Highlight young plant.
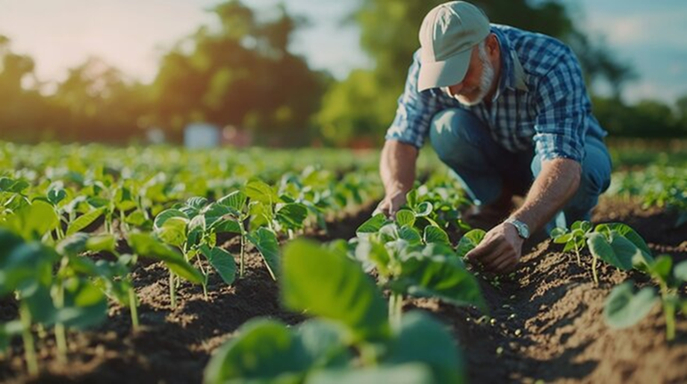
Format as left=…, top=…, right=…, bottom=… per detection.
left=605, top=256, right=687, bottom=341
left=355, top=214, right=485, bottom=326
left=550, top=220, right=592, bottom=264
left=204, top=240, right=466, bottom=384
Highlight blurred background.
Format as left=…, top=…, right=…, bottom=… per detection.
left=0, top=0, right=686, bottom=147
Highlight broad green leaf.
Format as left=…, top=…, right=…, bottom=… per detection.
left=124, top=211, right=149, bottom=227
left=0, top=177, right=29, bottom=193
left=276, top=203, right=309, bottom=230
left=186, top=196, right=208, bottom=210
left=213, top=219, right=242, bottom=234
left=357, top=214, right=389, bottom=235
left=307, top=364, right=436, bottom=384
left=204, top=247, right=236, bottom=285
left=550, top=227, right=568, bottom=240
left=24, top=284, right=57, bottom=324
left=128, top=233, right=203, bottom=284
left=202, top=203, right=232, bottom=228
left=57, top=232, right=89, bottom=256
left=586, top=232, right=637, bottom=271
left=56, top=278, right=108, bottom=329
left=0, top=242, right=58, bottom=297
left=674, top=260, right=687, bottom=282
left=86, top=234, right=116, bottom=253
left=649, top=255, right=673, bottom=282
left=414, top=202, right=433, bottom=217
left=154, top=209, right=188, bottom=229
left=247, top=227, right=280, bottom=280
left=398, top=225, right=422, bottom=246
left=7, top=200, right=59, bottom=240
left=455, top=229, right=485, bottom=258
left=244, top=180, right=279, bottom=204
left=604, top=282, right=658, bottom=329
left=355, top=238, right=392, bottom=276
left=386, top=311, right=464, bottom=384
left=217, top=190, right=247, bottom=213
left=603, top=223, right=652, bottom=256
left=281, top=240, right=391, bottom=343
left=203, top=319, right=310, bottom=384
left=296, top=320, right=351, bottom=370
left=395, top=210, right=415, bottom=227
left=67, top=207, right=106, bottom=235
left=394, top=256, right=485, bottom=310
left=423, top=226, right=449, bottom=245
left=156, top=216, right=188, bottom=248
left=47, top=184, right=67, bottom=206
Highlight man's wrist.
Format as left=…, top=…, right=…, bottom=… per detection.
left=505, top=217, right=530, bottom=239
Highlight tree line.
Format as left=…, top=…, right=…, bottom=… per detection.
left=0, top=0, right=685, bottom=146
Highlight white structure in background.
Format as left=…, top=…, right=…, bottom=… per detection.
left=184, top=123, right=220, bottom=149
left=146, top=127, right=166, bottom=144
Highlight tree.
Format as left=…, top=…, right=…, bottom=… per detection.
left=151, top=0, right=329, bottom=145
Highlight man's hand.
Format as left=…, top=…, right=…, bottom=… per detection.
left=374, top=189, right=407, bottom=218
left=466, top=222, right=524, bottom=274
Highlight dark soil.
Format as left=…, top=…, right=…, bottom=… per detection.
left=1, top=197, right=686, bottom=383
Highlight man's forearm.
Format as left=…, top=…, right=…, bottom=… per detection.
left=380, top=140, right=419, bottom=195
left=510, top=158, right=581, bottom=232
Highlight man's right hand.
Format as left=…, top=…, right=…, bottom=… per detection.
left=374, top=189, right=408, bottom=219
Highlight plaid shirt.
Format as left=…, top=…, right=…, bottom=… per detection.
left=386, top=24, right=606, bottom=162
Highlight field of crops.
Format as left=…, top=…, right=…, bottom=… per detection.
left=1, top=140, right=686, bottom=383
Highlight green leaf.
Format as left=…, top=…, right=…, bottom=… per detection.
left=414, top=202, right=433, bottom=217
left=355, top=238, right=392, bottom=276
left=67, top=207, right=106, bottom=235
left=604, top=282, right=658, bottom=329
left=295, top=320, right=351, bottom=370
left=57, top=233, right=89, bottom=256
left=154, top=209, right=188, bottom=229
left=649, top=255, right=673, bottom=283
left=155, top=216, right=188, bottom=248
left=357, top=214, right=390, bottom=235
left=128, top=233, right=203, bottom=284
left=550, top=227, right=568, bottom=240
left=398, top=225, right=422, bottom=246
left=281, top=240, right=391, bottom=343
left=213, top=219, right=242, bottom=234
left=7, top=200, right=59, bottom=240
left=306, top=364, right=436, bottom=384
left=423, top=226, right=450, bottom=245
left=0, top=321, right=22, bottom=351
left=217, top=190, right=247, bottom=213
left=394, top=256, right=485, bottom=310
left=553, top=233, right=572, bottom=244
left=247, top=227, right=280, bottom=280
left=203, top=247, right=236, bottom=285
left=455, top=229, right=485, bottom=258
left=244, top=180, right=279, bottom=204
left=47, top=184, right=67, bottom=206
left=276, top=203, right=309, bottom=230
left=395, top=210, right=416, bottom=227
left=86, top=234, right=116, bottom=253
left=203, top=319, right=310, bottom=384
left=56, top=278, right=108, bottom=329
left=604, top=223, right=652, bottom=256
left=586, top=232, right=637, bottom=270
left=674, top=260, right=687, bottom=282
left=386, top=311, right=465, bottom=384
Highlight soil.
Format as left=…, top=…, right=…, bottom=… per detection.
left=1, top=197, right=686, bottom=384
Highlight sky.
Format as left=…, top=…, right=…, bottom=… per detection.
left=0, top=0, right=686, bottom=104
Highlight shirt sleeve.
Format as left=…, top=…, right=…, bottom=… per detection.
left=532, top=52, right=588, bottom=163
left=385, top=50, right=441, bottom=149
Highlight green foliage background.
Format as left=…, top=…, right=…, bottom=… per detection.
left=0, top=0, right=685, bottom=146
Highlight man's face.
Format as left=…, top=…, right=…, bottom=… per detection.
left=442, top=43, right=495, bottom=106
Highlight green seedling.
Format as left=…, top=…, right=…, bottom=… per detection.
left=551, top=220, right=592, bottom=264
left=204, top=240, right=466, bottom=384
left=605, top=255, right=687, bottom=341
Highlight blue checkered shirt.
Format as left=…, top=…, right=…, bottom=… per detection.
left=386, top=24, right=606, bottom=162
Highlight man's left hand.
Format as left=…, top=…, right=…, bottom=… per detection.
left=466, top=222, right=524, bottom=274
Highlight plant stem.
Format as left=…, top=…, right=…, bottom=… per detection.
left=574, top=245, right=581, bottom=265
left=239, top=231, right=246, bottom=278
left=169, top=272, right=177, bottom=310
left=664, top=300, right=676, bottom=341
left=389, top=293, right=403, bottom=329
left=54, top=276, right=67, bottom=364
left=19, top=304, right=38, bottom=377
left=592, top=254, right=599, bottom=285
left=128, top=287, right=140, bottom=332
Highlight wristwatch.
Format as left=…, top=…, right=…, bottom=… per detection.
left=505, top=218, right=530, bottom=239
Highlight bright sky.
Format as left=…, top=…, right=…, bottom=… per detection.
left=0, top=0, right=686, bottom=104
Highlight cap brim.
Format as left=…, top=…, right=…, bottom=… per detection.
left=417, top=48, right=472, bottom=92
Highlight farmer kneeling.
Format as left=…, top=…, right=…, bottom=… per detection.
left=375, top=1, right=612, bottom=274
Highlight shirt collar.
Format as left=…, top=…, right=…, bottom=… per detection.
left=491, top=26, right=528, bottom=101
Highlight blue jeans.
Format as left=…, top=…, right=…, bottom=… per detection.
left=428, top=108, right=612, bottom=232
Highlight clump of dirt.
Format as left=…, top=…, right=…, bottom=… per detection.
left=0, top=198, right=686, bottom=383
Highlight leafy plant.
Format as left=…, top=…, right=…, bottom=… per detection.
left=605, top=255, right=687, bottom=340
left=204, top=240, right=466, bottom=384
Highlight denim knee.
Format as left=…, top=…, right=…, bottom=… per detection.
left=429, top=109, right=488, bottom=171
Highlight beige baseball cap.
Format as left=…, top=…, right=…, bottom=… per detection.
left=417, top=1, right=491, bottom=92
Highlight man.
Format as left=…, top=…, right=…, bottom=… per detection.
left=376, top=1, right=612, bottom=273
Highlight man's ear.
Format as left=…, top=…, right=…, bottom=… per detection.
left=487, top=33, right=499, bottom=55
